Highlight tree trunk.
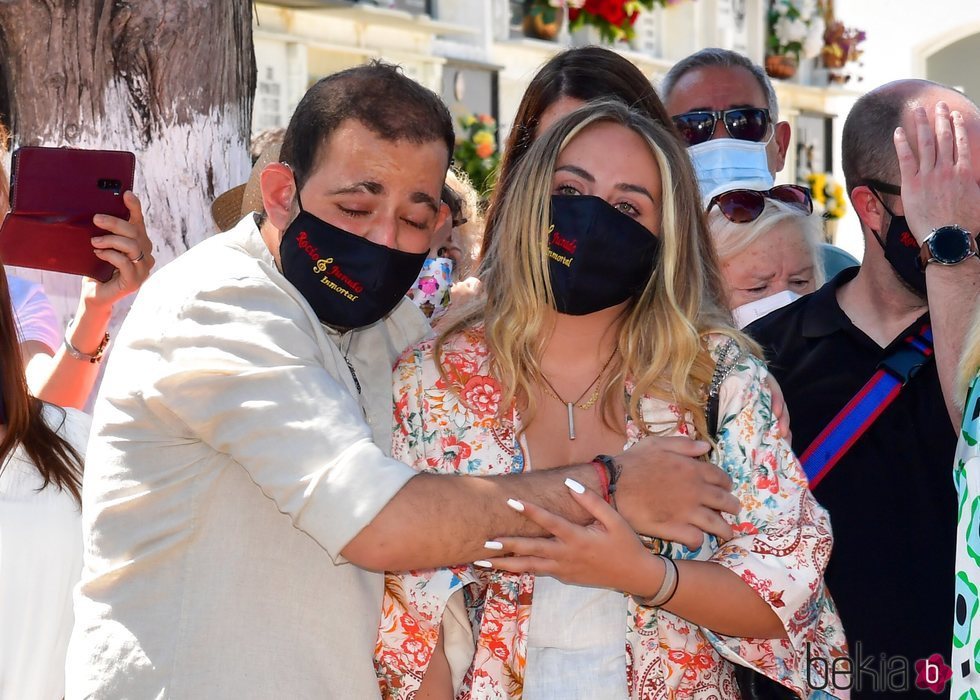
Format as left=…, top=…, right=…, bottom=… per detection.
left=0, top=0, right=256, bottom=328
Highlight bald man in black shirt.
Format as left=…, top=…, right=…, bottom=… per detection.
left=751, top=80, right=980, bottom=698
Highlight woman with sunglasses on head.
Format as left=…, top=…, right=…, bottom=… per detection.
left=375, top=100, right=846, bottom=700
left=706, top=184, right=826, bottom=328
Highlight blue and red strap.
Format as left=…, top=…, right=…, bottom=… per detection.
left=800, top=324, right=934, bottom=488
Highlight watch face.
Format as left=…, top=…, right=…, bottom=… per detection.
left=930, top=226, right=973, bottom=264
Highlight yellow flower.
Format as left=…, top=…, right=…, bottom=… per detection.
left=473, top=130, right=494, bottom=146
left=461, top=114, right=477, bottom=128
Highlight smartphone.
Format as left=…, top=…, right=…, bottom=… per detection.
left=0, top=146, right=136, bottom=282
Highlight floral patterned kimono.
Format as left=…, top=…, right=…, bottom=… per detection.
left=375, top=325, right=848, bottom=699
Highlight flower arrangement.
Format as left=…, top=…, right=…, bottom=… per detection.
left=453, top=113, right=500, bottom=197
left=806, top=172, right=846, bottom=220
left=768, top=0, right=826, bottom=62
left=566, top=0, right=676, bottom=43
left=819, top=0, right=866, bottom=73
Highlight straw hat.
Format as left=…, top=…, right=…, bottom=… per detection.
left=211, top=142, right=282, bottom=232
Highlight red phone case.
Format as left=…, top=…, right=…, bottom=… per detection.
left=0, top=146, right=136, bottom=282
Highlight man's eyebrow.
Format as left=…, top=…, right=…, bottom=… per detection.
left=329, top=181, right=384, bottom=196
left=411, top=191, right=439, bottom=214
left=683, top=103, right=761, bottom=113
left=555, top=164, right=595, bottom=181
left=616, top=183, right=656, bottom=203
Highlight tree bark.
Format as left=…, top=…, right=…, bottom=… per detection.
left=0, top=0, right=256, bottom=327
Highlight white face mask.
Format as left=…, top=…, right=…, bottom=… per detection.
left=689, top=139, right=774, bottom=203
left=731, top=290, right=801, bottom=329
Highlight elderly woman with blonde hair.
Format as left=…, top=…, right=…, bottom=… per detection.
left=375, top=99, right=846, bottom=699
left=706, top=186, right=829, bottom=329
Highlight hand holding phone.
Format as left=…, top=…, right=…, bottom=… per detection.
left=0, top=146, right=137, bottom=282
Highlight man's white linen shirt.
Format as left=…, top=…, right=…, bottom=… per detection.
left=66, top=214, right=426, bottom=699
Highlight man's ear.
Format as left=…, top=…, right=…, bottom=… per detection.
left=260, top=163, right=297, bottom=231
left=436, top=201, right=450, bottom=232
left=772, top=120, right=792, bottom=172
left=850, top=185, right=886, bottom=233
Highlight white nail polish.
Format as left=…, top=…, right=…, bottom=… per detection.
left=565, top=478, right=586, bottom=494
left=474, top=560, right=492, bottom=568
left=484, top=540, right=504, bottom=550
left=506, top=498, right=525, bottom=512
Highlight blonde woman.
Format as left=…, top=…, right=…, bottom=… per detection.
left=375, top=101, right=846, bottom=699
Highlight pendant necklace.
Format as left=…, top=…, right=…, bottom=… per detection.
left=539, top=350, right=617, bottom=440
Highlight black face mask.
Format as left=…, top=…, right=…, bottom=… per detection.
left=547, top=195, right=661, bottom=315
left=278, top=192, right=427, bottom=329
left=870, top=191, right=927, bottom=297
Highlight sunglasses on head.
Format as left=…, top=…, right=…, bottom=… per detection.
left=707, top=184, right=813, bottom=223
left=672, top=108, right=772, bottom=147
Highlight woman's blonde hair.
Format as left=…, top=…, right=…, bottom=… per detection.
left=708, top=199, right=826, bottom=293
left=438, top=99, right=757, bottom=437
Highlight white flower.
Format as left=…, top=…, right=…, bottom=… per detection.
left=776, top=16, right=809, bottom=44
left=799, top=0, right=818, bottom=20
left=803, top=22, right=825, bottom=59
left=775, top=0, right=791, bottom=16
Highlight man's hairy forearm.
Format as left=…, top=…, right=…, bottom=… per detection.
left=342, top=464, right=601, bottom=572
left=928, top=259, right=980, bottom=428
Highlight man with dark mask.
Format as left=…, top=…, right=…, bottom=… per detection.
left=66, top=63, right=741, bottom=698
left=749, top=80, right=980, bottom=698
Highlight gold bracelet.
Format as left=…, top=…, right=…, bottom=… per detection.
left=64, top=331, right=110, bottom=364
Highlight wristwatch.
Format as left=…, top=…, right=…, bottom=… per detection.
left=919, top=225, right=980, bottom=269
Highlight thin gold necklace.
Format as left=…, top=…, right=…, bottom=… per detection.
left=539, top=350, right=617, bottom=440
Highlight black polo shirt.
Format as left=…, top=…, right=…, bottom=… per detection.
left=748, top=267, right=956, bottom=698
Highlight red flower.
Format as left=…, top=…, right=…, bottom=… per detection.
left=399, top=612, right=420, bottom=633
left=441, top=435, right=473, bottom=469
left=488, top=639, right=510, bottom=661
left=462, top=375, right=503, bottom=417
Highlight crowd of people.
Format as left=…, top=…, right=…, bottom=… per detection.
left=1, top=43, right=979, bottom=700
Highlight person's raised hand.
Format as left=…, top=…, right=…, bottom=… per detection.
left=895, top=102, right=980, bottom=244
left=478, top=479, right=662, bottom=597
left=611, top=435, right=740, bottom=548
left=84, top=191, right=155, bottom=308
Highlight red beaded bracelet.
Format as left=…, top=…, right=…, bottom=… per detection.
left=590, top=459, right=611, bottom=503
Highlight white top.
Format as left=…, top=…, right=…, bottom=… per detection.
left=0, top=405, right=91, bottom=700
left=65, top=215, right=427, bottom=699
left=519, top=440, right=629, bottom=700
left=6, top=273, right=61, bottom=352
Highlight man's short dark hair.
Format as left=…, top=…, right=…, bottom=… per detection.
left=840, top=86, right=910, bottom=195
left=660, top=48, right=779, bottom=119
left=280, top=61, right=455, bottom=190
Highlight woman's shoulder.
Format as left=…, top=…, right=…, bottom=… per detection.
left=395, top=323, right=490, bottom=377
left=40, top=404, right=92, bottom=453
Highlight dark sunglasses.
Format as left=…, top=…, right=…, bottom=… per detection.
left=707, top=184, right=813, bottom=223
left=672, top=108, right=772, bottom=147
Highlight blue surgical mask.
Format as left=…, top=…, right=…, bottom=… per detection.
left=689, top=139, right=774, bottom=202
